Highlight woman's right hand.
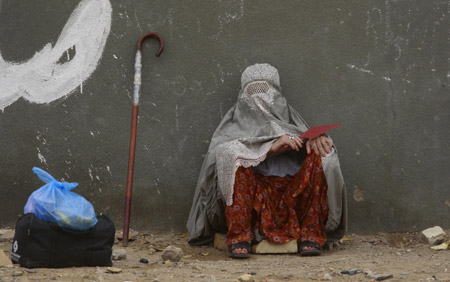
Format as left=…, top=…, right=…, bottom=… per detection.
left=268, top=135, right=303, bottom=155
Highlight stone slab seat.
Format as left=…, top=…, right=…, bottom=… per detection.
left=213, top=233, right=298, bottom=254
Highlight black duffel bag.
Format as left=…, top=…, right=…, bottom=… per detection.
left=11, top=213, right=115, bottom=268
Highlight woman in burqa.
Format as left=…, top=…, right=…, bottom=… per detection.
left=187, top=63, right=347, bottom=258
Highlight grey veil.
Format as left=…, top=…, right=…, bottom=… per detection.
left=187, top=63, right=347, bottom=245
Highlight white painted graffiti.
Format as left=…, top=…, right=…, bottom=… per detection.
left=0, top=0, right=112, bottom=111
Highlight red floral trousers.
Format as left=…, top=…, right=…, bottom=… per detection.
left=225, top=153, right=329, bottom=247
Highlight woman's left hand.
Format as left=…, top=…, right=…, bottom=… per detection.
left=306, top=135, right=333, bottom=157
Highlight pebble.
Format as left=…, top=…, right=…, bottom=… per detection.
left=0, top=250, right=12, bottom=266
left=0, top=229, right=15, bottom=242
left=368, top=274, right=394, bottom=281
left=238, top=274, right=255, bottom=282
left=341, top=269, right=359, bottom=275
left=112, top=249, right=127, bottom=260
left=401, top=272, right=410, bottom=275
left=116, top=229, right=140, bottom=241
left=12, top=271, right=23, bottom=276
left=322, top=273, right=333, bottom=280
left=106, top=267, right=122, bottom=273
left=161, top=245, right=183, bottom=262
left=140, top=258, right=149, bottom=264
left=25, top=269, right=37, bottom=273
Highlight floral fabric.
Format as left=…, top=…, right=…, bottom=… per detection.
left=225, top=152, right=329, bottom=247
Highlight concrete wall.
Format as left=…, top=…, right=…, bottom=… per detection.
left=1, top=0, right=449, bottom=234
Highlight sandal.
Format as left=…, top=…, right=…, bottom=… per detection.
left=228, top=241, right=251, bottom=259
left=298, top=241, right=322, bottom=256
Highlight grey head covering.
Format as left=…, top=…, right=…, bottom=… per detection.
left=241, top=63, right=280, bottom=89
left=186, top=63, right=347, bottom=245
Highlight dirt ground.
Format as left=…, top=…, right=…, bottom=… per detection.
left=1, top=230, right=450, bottom=282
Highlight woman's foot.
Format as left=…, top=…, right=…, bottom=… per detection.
left=298, top=241, right=322, bottom=256
left=228, top=241, right=251, bottom=259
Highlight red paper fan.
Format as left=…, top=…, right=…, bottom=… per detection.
left=299, top=124, right=342, bottom=140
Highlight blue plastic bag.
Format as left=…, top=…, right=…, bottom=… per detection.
left=24, top=167, right=98, bottom=231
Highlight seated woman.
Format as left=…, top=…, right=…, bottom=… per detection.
left=187, top=63, right=347, bottom=258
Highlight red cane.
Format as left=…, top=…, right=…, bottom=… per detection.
left=123, top=33, right=164, bottom=247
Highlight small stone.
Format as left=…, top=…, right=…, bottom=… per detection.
left=322, top=273, right=333, bottom=280
left=341, top=269, right=359, bottom=275
left=238, top=274, right=255, bottom=282
left=400, top=272, right=410, bottom=275
left=112, top=248, right=127, bottom=260
left=0, top=250, right=12, bottom=266
left=422, top=226, right=446, bottom=245
left=153, top=278, right=160, bottom=282
left=161, top=245, right=183, bottom=262
left=139, top=258, right=149, bottom=264
left=368, top=274, right=394, bottom=281
left=0, top=229, right=14, bottom=242
left=25, top=269, right=37, bottom=273
left=106, top=267, right=122, bottom=273
left=148, top=247, right=156, bottom=254
left=213, top=233, right=227, bottom=251
left=364, top=269, right=374, bottom=276
left=134, top=270, right=146, bottom=275
left=116, top=229, right=140, bottom=241
left=12, top=271, right=23, bottom=277
left=81, top=274, right=89, bottom=278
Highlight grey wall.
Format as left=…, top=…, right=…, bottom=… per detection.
left=1, top=0, right=449, bottom=234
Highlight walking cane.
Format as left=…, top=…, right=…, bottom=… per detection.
left=123, top=32, right=164, bottom=247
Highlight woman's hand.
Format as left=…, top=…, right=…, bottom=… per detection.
left=306, top=135, right=333, bottom=157
left=268, top=135, right=304, bottom=155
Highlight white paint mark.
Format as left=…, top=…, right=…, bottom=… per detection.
left=382, top=76, right=392, bottom=82
left=346, top=64, right=374, bottom=75
left=175, top=103, right=179, bottom=132
left=90, top=131, right=95, bottom=137
left=106, top=165, right=112, bottom=175
left=88, top=168, right=93, bottom=181
left=113, top=54, right=118, bottom=59
left=95, top=175, right=100, bottom=181
left=134, top=10, right=143, bottom=33
left=217, top=63, right=225, bottom=83
left=36, top=148, right=47, bottom=166
left=0, top=0, right=112, bottom=111
left=67, top=148, right=72, bottom=156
